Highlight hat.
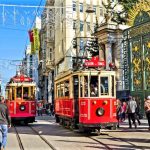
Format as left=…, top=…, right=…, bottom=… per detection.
left=147, top=96, right=150, bottom=100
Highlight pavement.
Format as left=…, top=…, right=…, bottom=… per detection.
left=36, top=114, right=150, bottom=131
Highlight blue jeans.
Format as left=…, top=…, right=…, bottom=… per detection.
left=0, top=125, right=8, bottom=148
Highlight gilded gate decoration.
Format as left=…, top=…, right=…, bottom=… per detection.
left=131, top=38, right=143, bottom=90
left=123, top=0, right=150, bottom=112
left=144, top=35, right=150, bottom=90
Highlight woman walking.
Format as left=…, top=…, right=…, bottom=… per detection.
left=144, top=96, right=150, bottom=130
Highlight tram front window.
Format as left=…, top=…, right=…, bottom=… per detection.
left=17, top=87, right=22, bottom=98
left=90, top=76, right=98, bottom=97
left=100, top=77, right=109, bottom=95
left=23, top=87, right=29, bottom=100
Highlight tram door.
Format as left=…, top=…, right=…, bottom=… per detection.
left=73, top=75, right=79, bottom=119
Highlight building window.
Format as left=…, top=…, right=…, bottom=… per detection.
left=80, top=3, right=83, bottom=12
left=62, top=21, right=63, bottom=33
left=50, top=48, right=53, bottom=60
left=73, top=20, right=76, bottom=29
left=73, top=2, right=76, bottom=11
left=61, top=3, right=63, bottom=14
left=80, top=39, right=84, bottom=50
left=93, top=6, right=96, bottom=14
left=100, top=7, right=104, bottom=16
left=80, top=21, right=84, bottom=31
left=87, top=22, right=90, bottom=31
left=62, top=40, right=64, bottom=53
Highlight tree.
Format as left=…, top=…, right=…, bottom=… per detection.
left=102, top=0, right=139, bottom=24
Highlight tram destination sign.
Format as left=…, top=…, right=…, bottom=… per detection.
left=84, top=56, right=106, bottom=67
left=129, top=21, right=150, bottom=38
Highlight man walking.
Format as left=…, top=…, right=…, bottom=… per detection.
left=0, top=96, right=11, bottom=150
left=127, top=96, right=137, bottom=129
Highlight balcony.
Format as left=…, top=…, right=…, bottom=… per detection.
left=46, top=60, right=54, bottom=71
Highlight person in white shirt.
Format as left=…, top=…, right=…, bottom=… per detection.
left=127, top=96, right=137, bottom=128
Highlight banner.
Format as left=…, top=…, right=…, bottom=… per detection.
left=28, top=30, right=35, bottom=54
left=33, top=28, right=40, bottom=52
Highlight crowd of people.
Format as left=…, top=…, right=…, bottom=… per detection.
left=116, top=95, right=150, bottom=130
left=36, top=100, right=54, bottom=116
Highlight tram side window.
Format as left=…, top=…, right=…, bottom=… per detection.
left=23, top=87, right=29, bottom=100
left=60, top=82, right=64, bottom=97
left=111, top=75, right=114, bottom=97
left=30, top=86, right=35, bottom=100
left=56, top=84, right=60, bottom=98
left=84, top=76, right=88, bottom=97
left=64, top=80, right=69, bottom=97
left=100, top=77, right=109, bottom=95
left=80, top=76, right=83, bottom=97
left=12, top=87, right=15, bottom=100
left=17, top=87, right=22, bottom=98
left=90, top=76, right=98, bottom=97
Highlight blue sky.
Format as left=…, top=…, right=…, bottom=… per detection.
left=0, top=0, right=45, bottom=92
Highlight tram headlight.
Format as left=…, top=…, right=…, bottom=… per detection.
left=96, top=107, right=104, bottom=116
left=20, top=105, right=26, bottom=111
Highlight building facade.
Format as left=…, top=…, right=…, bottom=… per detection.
left=39, top=0, right=55, bottom=102
left=39, top=0, right=128, bottom=101
left=23, top=17, right=41, bottom=99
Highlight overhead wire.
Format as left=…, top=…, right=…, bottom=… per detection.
left=22, top=0, right=45, bottom=63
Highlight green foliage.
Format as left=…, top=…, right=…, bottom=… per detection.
left=102, top=0, right=139, bottom=24
left=112, top=0, right=139, bottom=24
left=119, top=0, right=139, bottom=12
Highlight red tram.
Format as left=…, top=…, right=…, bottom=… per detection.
left=5, top=73, right=36, bottom=124
left=55, top=69, right=117, bottom=132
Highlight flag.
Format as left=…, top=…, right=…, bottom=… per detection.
left=28, top=30, right=34, bottom=42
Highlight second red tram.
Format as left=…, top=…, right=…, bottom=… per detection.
left=55, top=70, right=117, bottom=132
left=5, top=73, right=36, bottom=124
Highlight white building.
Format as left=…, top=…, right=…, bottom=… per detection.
left=24, top=17, right=41, bottom=99
left=54, top=0, right=107, bottom=74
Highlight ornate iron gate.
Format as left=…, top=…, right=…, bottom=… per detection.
left=123, top=10, right=150, bottom=113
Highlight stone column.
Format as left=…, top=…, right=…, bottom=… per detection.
left=105, top=42, right=112, bottom=70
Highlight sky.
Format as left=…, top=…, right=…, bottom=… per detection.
left=0, top=0, right=46, bottom=92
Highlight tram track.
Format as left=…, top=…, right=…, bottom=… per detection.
left=87, top=132, right=142, bottom=150
left=13, top=126, right=25, bottom=150
left=13, top=125, right=57, bottom=150
left=29, top=125, right=57, bottom=150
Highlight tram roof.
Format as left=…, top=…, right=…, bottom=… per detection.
left=55, top=69, right=116, bottom=81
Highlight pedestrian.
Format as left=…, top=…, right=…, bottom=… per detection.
left=144, top=96, right=150, bottom=130
left=116, top=98, right=121, bottom=128
left=37, top=101, right=43, bottom=116
left=0, top=96, right=11, bottom=150
left=50, top=103, right=54, bottom=116
left=126, top=96, right=137, bottom=129
left=135, top=99, right=141, bottom=125
left=121, top=101, right=127, bottom=122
